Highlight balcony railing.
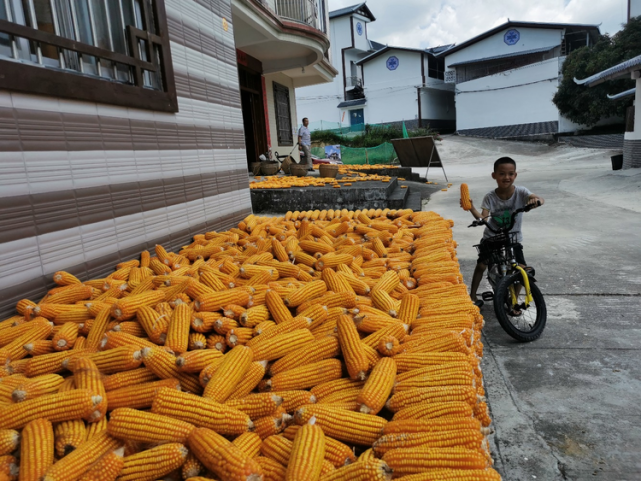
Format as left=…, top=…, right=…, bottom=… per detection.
left=273, top=0, right=321, bottom=31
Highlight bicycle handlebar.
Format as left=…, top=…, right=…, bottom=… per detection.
left=468, top=200, right=541, bottom=232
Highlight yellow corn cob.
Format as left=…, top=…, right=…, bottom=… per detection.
left=394, top=469, right=501, bottom=480
left=362, top=323, right=408, bottom=350
left=378, top=335, right=402, bottom=356
left=53, top=309, right=91, bottom=325
left=118, top=442, right=188, bottom=481
left=164, top=303, right=191, bottom=353
left=0, top=389, right=99, bottom=429
left=187, top=427, right=263, bottom=480
left=77, top=449, right=124, bottom=481
left=260, top=434, right=292, bottom=465
left=11, top=374, right=64, bottom=403
left=254, top=412, right=288, bottom=439
left=356, top=357, right=396, bottom=415
left=84, top=308, right=110, bottom=349
left=473, top=401, right=492, bottom=427
left=52, top=322, right=79, bottom=351
left=107, top=407, right=195, bottom=444
left=370, top=290, right=400, bottom=318
left=72, top=357, right=108, bottom=423
left=85, top=414, right=114, bottom=440
left=393, top=352, right=471, bottom=372
left=383, top=417, right=485, bottom=437
left=67, top=346, right=141, bottom=375
left=42, top=431, right=121, bottom=481
left=373, top=428, right=485, bottom=456
left=110, top=290, right=165, bottom=322
left=310, top=378, right=365, bottom=401
left=317, top=387, right=361, bottom=405
left=318, top=459, right=392, bottom=481
left=371, top=271, right=400, bottom=294
left=223, top=304, right=248, bottom=320
left=321, top=269, right=355, bottom=294
left=382, top=446, right=488, bottom=475
left=227, top=327, right=254, bottom=347
left=265, top=290, right=294, bottom=324
left=0, top=430, right=18, bottom=456
left=272, top=238, right=290, bottom=262
left=231, top=432, right=262, bottom=459
left=42, top=284, right=93, bottom=305
left=151, top=387, right=253, bottom=435
left=270, top=335, right=339, bottom=376
left=102, top=368, right=157, bottom=391
left=336, top=315, right=369, bottom=381
left=195, top=289, right=251, bottom=312
left=106, top=378, right=180, bottom=410
left=214, top=317, right=240, bottom=335
left=19, top=418, right=54, bottom=481
left=397, top=293, right=420, bottom=325
left=268, top=390, right=315, bottom=412
left=227, top=360, right=268, bottom=399
left=110, top=321, right=146, bottom=338
left=239, top=305, right=271, bottom=327
left=198, top=357, right=226, bottom=387
left=460, top=183, right=472, bottom=211
left=295, top=405, right=387, bottom=446
left=225, top=392, right=283, bottom=419
left=192, top=312, right=223, bottom=333
left=286, top=417, right=326, bottom=481
left=187, top=332, right=206, bottom=350
left=387, top=386, right=478, bottom=412
left=52, top=271, right=81, bottom=286
left=181, top=452, right=205, bottom=479
left=0, top=319, right=53, bottom=364
left=393, top=370, right=475, bottom=392
left=392, top=400, right=474, bottom=421
left=284, top=280, right=327, bottom=307
left=202, top=345, right=253, bottom=402
left=256, top=456, right=287, bottom=481
left=139, top=347, right=202, bottom=394
left=250, top=329, right=315, bottom=361
left=261, top=358, right=342, bottom=392
left=54, top=419, right=87, bottom=457
left=175, top=349, right=223, bottom=373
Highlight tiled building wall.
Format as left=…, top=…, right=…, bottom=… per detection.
left=0, top=0, right=251, bottom=318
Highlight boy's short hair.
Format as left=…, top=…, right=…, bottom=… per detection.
left=494, top=157, right=517, bottom=172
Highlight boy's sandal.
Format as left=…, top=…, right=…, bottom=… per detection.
left=473, top=299, right=484, bottom=308
left=508, top=308, right=523, bottom=316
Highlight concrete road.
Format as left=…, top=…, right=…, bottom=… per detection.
left=421, top=136, right=641, bottom=481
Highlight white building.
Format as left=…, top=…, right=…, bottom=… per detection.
left=296, top=2, right=455, bottom=131
left=439, top=21, right=601, bottom=138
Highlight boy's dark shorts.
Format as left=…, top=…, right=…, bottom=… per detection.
left=477, top=241, right=526, bottom=265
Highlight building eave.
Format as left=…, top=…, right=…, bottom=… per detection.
left=329, top=2, right=376, bottom=22
left=607, top=88, right=636, bottom=100
left=437, top=20, right=601, bottom=58
left=447, top=45, right=558, bottom=68
left=574, top=55, right=641, bottom=87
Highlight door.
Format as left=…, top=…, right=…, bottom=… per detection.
left=350, top=108, right=364, bottom=127
left=239, top=66, right=268, bottom=170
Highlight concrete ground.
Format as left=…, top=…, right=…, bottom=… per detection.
left=421, top=136, right=641, bottom=481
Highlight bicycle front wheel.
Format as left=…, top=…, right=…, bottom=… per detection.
left=493, top=272, right=546, bottom=342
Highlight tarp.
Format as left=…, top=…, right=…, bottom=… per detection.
left=391, top=136, right=448, bottom=181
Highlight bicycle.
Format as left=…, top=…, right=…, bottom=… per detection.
left=468, top=202, right=547, bottom=342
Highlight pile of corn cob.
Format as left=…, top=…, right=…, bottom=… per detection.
left=250, top=173, right=396, bottom=190
left=0, top=208, right=500, bottom=481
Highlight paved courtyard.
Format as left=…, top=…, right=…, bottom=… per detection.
left=423, top=136, right=641, bottom=480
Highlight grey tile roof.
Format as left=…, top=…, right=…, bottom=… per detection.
left=337, top=99, right=367, bottom=108
left=329, top=2, right=375, bottom=21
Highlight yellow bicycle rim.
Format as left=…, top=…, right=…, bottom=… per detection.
left=513, top=265, right=533, bottom=307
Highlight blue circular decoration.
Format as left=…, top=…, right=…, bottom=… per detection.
left=386, top=56, right=399, bottom=71
left=504, top=29, right=520, bottom=45
left=356, top=22, right=363, bottom=36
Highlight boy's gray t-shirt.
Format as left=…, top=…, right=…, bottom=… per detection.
left=481, top=185, right=531, bottom=242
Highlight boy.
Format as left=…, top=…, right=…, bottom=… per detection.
left=464, top=157, right=544, bottom=307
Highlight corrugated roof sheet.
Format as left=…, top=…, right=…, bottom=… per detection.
left=574, top=55, right=641, bottom=86
left=447, top=45, right=558, bottom=68
left=337, top=99, right=367, bottom=108
left=607, top=88, right=636, bottom=100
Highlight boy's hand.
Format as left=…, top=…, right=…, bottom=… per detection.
left=527, top=196, right=543, bottom=207
left=460, top=198, right=474, bottom=209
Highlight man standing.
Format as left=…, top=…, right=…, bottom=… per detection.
left=298, top=118, right=313, bottom=170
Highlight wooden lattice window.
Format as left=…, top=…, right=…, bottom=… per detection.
left=0, top=0, right=177, bottom=112
left=273, top=81, right=293, bottom=145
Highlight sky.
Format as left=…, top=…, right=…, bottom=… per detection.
left=328, top=0, right=629, bottom=49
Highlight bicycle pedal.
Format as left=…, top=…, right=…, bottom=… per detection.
left=481, top=291, right=494, bottom=301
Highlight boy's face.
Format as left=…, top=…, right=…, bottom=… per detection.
left=492, top=163, right=517, bottom=188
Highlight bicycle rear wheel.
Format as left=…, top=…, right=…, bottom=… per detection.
left=493, top=272, right=546, bottom=342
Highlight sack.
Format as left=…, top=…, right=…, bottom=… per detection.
left=281, top=156, right=294, bottom=174
left=252, top=162, right=262, bottom=176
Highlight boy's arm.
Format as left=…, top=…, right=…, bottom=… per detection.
left=468, top=200, right=489, bottom=221
left=527, top=193, right=545, bottom=207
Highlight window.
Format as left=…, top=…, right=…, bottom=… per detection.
left=273, top=81, right=293, bottom=145
left=428, top=56, right=445, bottom=80
left=0, top=0, right=177, bottom=111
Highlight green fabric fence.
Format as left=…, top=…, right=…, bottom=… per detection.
left=311, top=142, right=397, bottom=165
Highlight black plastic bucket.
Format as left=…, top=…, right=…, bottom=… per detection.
left=611, top=154, right=623, bottom=171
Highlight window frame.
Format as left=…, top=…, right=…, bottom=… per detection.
left=0, top=0, right=178, bottom=112
left=273, top=81, right=293, bottom=146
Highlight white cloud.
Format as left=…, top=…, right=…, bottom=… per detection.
left=328, top=0, right=628, bottom=48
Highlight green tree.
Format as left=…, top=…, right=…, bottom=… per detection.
left=553, top=17, right=641, bottom=127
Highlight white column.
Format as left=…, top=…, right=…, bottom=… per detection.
left=624, top=77, right=641, bottom=140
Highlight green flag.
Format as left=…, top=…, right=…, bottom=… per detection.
left=402, top=121, right=409, bottom=138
